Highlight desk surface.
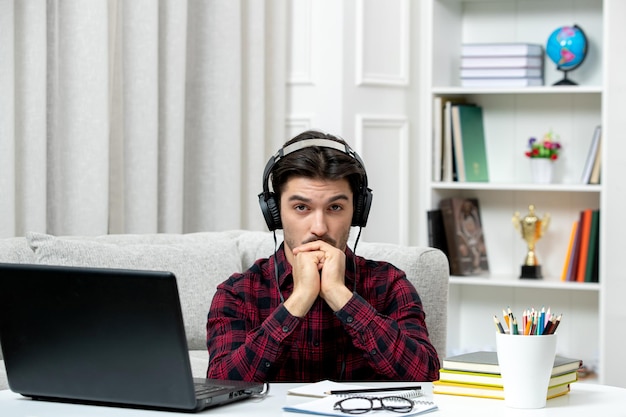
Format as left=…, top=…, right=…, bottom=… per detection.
left=1, top=382, right=625, bottom=416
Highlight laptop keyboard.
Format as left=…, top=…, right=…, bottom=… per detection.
left=194, top=383, right=231, bottom=399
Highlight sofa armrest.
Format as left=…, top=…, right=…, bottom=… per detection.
left=188, top=350, right=210, bottom=378
left=0, top=237, right=36, bottom=264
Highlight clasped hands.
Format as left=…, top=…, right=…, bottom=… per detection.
left=283, top=240, right=353, bottom=317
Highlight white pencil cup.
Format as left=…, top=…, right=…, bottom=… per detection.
left=495, top=333, right=557, bottom=409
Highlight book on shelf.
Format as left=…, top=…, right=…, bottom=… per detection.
left=451, top=104, right=489, bottom=182
left=585, top=209, right=600, bottom=283
left=589, top=134, right=602, bottom=184
left=580, top=125, right=602, bottom=184
left=461, top=43, right=543, bottom=57
left=438, top=368, right=578, bottom=388
left=561, top=220, right=579, bottom=281
left=460, top=67, right=543, bottom=78
left=590, top=231, right=600, bottom=283
left=426, top=209, right=450, bottom=264
left=575, top=209, right=593, bottom=282
left=461, top=77, right=543, bottom=87
left=432, top=96, right=466, bottom=182
left=438, top=198, right=489, bottom=276
left=566, top=214, right=583, bottom=282
left=563, top=209, right=600, bottom=283
left=432, top=380, right=570, bottom=400
left=450, top=104, right=467, bottom=182
left=441, top=351, right=583, bottom=376
left=432, top=96, right=444, bottom=182
left=461, top=55, right=543, bottom=69
left=444, top=100, right=456, bottom=182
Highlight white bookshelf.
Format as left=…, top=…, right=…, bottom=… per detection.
left=419, top=0, right=626, bottom=386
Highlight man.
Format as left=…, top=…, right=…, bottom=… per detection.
left=206, top=130, right=440, bottom=382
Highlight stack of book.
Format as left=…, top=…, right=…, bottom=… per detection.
left=434, top=351, right=582, bottom=400
left=460, top=43, right=544, bottom=88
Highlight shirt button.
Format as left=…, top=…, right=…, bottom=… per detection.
left=264, top=361, right=271, bottom=368
left=282, top=326, right=290, bottom=332
left=346, top=316, right=354, bottom=323
left=313, top=340, right=320, bottom=347
left=370, top=349, right=377, bottom=355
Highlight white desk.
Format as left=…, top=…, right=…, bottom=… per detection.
left=0, top=383, right=625, bottom=416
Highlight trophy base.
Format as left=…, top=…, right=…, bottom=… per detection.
left=520, top=265, right=543, bottom=279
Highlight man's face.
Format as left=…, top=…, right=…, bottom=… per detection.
left=280, top=176, right=353, bottom=262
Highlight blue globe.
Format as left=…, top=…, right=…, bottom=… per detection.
left=546, top=25, right=588, bottom=71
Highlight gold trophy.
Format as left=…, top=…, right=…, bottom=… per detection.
left=512, top=204, right=550, bottom=279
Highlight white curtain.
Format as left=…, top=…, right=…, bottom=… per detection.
left=0, top=0, right=287, bottom=238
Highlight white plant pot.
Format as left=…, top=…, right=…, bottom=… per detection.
left=530, top=158, right=553, bottom=184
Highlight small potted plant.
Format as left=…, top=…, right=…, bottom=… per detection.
left=525, top=131, right=561, bottom=183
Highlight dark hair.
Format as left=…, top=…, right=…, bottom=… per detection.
left=271, top=130, right=366, bottom=203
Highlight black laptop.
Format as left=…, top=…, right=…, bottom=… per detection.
left=0, top=263, right=267, bottom=412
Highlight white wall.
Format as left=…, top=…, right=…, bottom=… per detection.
left=286, top=0, right=425, bottom=246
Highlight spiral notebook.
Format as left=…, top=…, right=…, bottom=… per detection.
left=284, top=380, right=437, bottom=416
left=287, top=380, right=379, bottom=398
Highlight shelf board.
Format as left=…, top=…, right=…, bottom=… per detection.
left=449, top=275, right=600, bottom=291
left=432, top=86, right=603, bottom=95
left=430, top=182, right=602, bottom=192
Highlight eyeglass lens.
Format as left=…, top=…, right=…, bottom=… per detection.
left=333, top=396, right=414, bottom=414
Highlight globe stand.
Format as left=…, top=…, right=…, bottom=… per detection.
left=553, top=70, right=577, bottom=86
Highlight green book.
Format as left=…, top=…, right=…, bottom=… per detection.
left=451, top=104, right=489, bottom=182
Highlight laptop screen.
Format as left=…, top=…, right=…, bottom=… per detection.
left=0, top=263, right=263, bottom=411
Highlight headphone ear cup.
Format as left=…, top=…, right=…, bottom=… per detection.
left=352, top=188, right=373, bottom=227
left=258, top=192, right=282, bottom=231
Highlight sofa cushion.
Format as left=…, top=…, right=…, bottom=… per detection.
left=27, top=232, right=242, bottom=350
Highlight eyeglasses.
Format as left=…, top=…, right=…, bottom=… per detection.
left=333, top=396, right=414, bottom=414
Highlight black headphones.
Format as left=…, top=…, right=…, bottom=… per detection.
left=258, top=138, right=373, bottom=231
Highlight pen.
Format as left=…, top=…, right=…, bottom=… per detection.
left=325, top=386, right=422, bottom=395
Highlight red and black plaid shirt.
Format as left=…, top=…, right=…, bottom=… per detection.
left=206, top=244, right=440, bottom=382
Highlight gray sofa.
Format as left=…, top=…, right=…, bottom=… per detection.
left=0, top=230, right=449, bottom=391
